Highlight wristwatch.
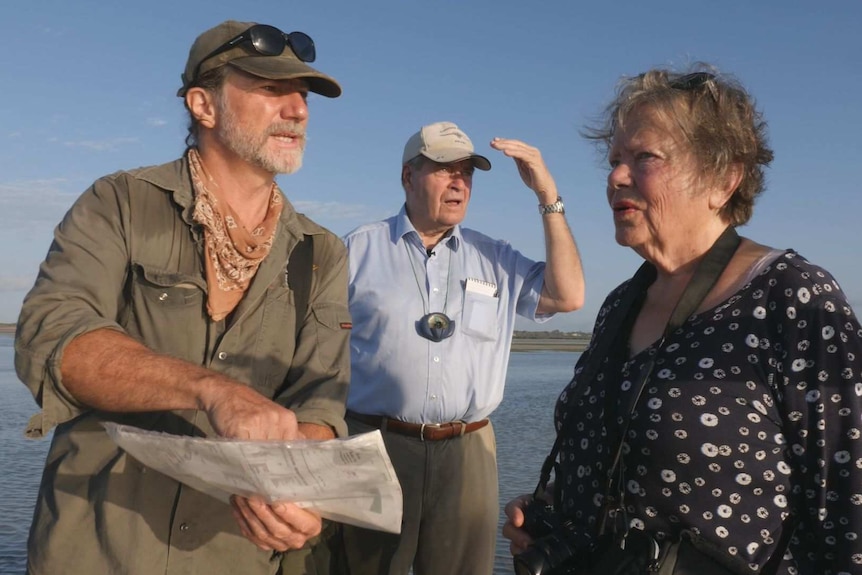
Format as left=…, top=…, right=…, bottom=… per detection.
left=538, top=197, right=565, bottom=215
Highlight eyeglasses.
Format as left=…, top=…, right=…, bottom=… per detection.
left=417, top=161, right=475, bottom=181
left=417, top=312, right=456, bottom=342
left=433, top=164, right=475, bottom=179
left=193, top=24, right=317, bottom=82
left=670, top=72, right=717, bottom=100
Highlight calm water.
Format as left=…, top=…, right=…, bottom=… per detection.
left=0, top=335, right=51, bottom=575
left=0, top=333, right=577, bottom=574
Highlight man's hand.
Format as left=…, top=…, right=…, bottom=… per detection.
left=490, top=137, right=584, bottom=314
left=231, top=496, right=322, bottom=552
left=490, top=138, right=558, bottom=205
left=199, top=379, right=301, bottom=440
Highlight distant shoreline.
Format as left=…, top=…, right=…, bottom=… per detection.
left=0, top=324, right=588, bottom=351
left=510, top=337, right=589, bottom=352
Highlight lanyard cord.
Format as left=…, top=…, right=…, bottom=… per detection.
left=404, top=239, right=452, bottom=315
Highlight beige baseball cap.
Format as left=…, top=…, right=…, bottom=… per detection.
left=177, top=20, right=341, bottom=98
left=402, top=121, right=491, bottom=170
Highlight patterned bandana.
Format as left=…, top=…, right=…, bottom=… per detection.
left=188, top=148, right=284, bottom=321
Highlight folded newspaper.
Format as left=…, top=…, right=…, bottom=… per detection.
left=103, top=422, right=403, bottom=533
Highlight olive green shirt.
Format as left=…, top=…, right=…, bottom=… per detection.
left=15, top=155, right=351, bottom=575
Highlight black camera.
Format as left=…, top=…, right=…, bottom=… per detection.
left=512, top=501, right=592, bottom=575
left=513, top=502, right=664, bottom=575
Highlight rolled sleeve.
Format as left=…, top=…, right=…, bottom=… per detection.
left=14, top=176, right=131, bottom=437
left=518, top=261, right=550, bottom=322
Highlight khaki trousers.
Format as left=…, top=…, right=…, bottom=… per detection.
left=342, top=417, right=499, bottom=575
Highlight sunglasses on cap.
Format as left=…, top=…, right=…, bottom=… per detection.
left=194, top=24, right=317, bottom=82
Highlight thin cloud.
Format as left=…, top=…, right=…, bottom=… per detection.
left=1, top=178, right=72, bottom=197
left=292, top=201, right=374, bottom=221
left=63, top=137, right=138, bottom=151
left=147, top=118, right=168, bottom=127
left=38, top=26, right=65, bottom=37
left=0, top=178, right=77, bottom=229
left=0, top=275, right=38, bottom=293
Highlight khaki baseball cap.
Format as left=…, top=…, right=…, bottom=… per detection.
left=177, top=20, right=341, bottom=98
left=402, top=121, right=491, bottom=170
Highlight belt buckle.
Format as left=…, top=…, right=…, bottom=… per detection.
left=419, top=422, right=445, bottom=441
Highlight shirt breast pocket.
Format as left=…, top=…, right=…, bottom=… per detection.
left=461, top=291, right=498, bottom=342
left=123, top=262, right=206, bottom=357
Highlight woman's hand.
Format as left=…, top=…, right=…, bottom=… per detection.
left=502, top=493, right=536, bottom=556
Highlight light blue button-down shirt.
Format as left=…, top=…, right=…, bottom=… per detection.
left=344, top=206, right=550, bottom=423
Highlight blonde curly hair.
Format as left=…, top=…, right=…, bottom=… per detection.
left=583, top=64, right=773, bottom=226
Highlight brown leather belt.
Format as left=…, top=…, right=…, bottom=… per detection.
left=347, top=411, right=489, bottom=442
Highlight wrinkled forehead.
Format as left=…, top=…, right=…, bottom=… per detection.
left=611, top=104, right=687, bottom=149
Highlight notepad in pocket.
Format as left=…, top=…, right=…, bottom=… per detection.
left=465, top=277, right=497, bottom=298
left=463, top=278, right=498, bottom=341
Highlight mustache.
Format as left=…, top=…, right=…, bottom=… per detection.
left=266, top=121, right=306, bottom=140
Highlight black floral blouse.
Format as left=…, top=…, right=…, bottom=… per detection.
left=555, top=251, right=862, bottom=574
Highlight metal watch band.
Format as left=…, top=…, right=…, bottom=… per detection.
left=538, top=196, right=565, bottom=215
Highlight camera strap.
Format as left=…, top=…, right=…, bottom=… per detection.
left=601, top=226, right=741, bottom=532
left=532, top=261, right=656, bottom=502
left=533, top=226, right=740, bottom=509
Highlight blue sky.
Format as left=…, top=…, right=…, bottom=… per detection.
left=2, top=0, right=860, bottom=332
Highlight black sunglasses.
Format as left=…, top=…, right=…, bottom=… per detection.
left=194, top=24, right=316, bottom=81
left=670, top=72, right=715, bottom=90
left=669, top=72, right=718, bottom=101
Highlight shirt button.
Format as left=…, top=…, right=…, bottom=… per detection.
left=217, top=351, right=228, bottom=360
left=430, top=394, right=438, bottom=400
left=432, top=287, right=439, bottom=293
left=158, top=292, right=169, bottom=301
left=433, top=356, right=440, bottom=363
left=179, top=523, right=190, bottom=532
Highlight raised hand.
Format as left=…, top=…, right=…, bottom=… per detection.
left=490, top=138, right=558, bottom=204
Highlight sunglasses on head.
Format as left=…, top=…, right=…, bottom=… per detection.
left=670, top=72, right=715, bottom=90
left=193, top=24, right=316, bottom=82
left=669, top=71, right=718, bottom=101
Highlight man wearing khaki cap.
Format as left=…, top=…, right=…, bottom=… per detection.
left=15, top=20, right=351, bottom=575
left=342, top=121, right=585, bottom=574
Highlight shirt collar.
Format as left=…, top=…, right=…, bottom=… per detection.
left=130, top=152, right=314, bottom=243
left=394, top=204, right=461, bottom=251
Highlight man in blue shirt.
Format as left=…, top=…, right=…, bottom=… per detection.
left=342, top=121, right=585, bottom=574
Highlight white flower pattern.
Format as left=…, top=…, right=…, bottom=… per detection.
left=554, top=252, right=862, bottom=574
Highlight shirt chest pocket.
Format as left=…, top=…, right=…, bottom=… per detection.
left=122, top=262, right=207, bottom=359
left=461, top=291, right=498, bottom=342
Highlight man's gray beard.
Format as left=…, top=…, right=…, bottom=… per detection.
left=216, top=99, right=306, bottom=175
left=259, top=147, right=304, bottom=175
